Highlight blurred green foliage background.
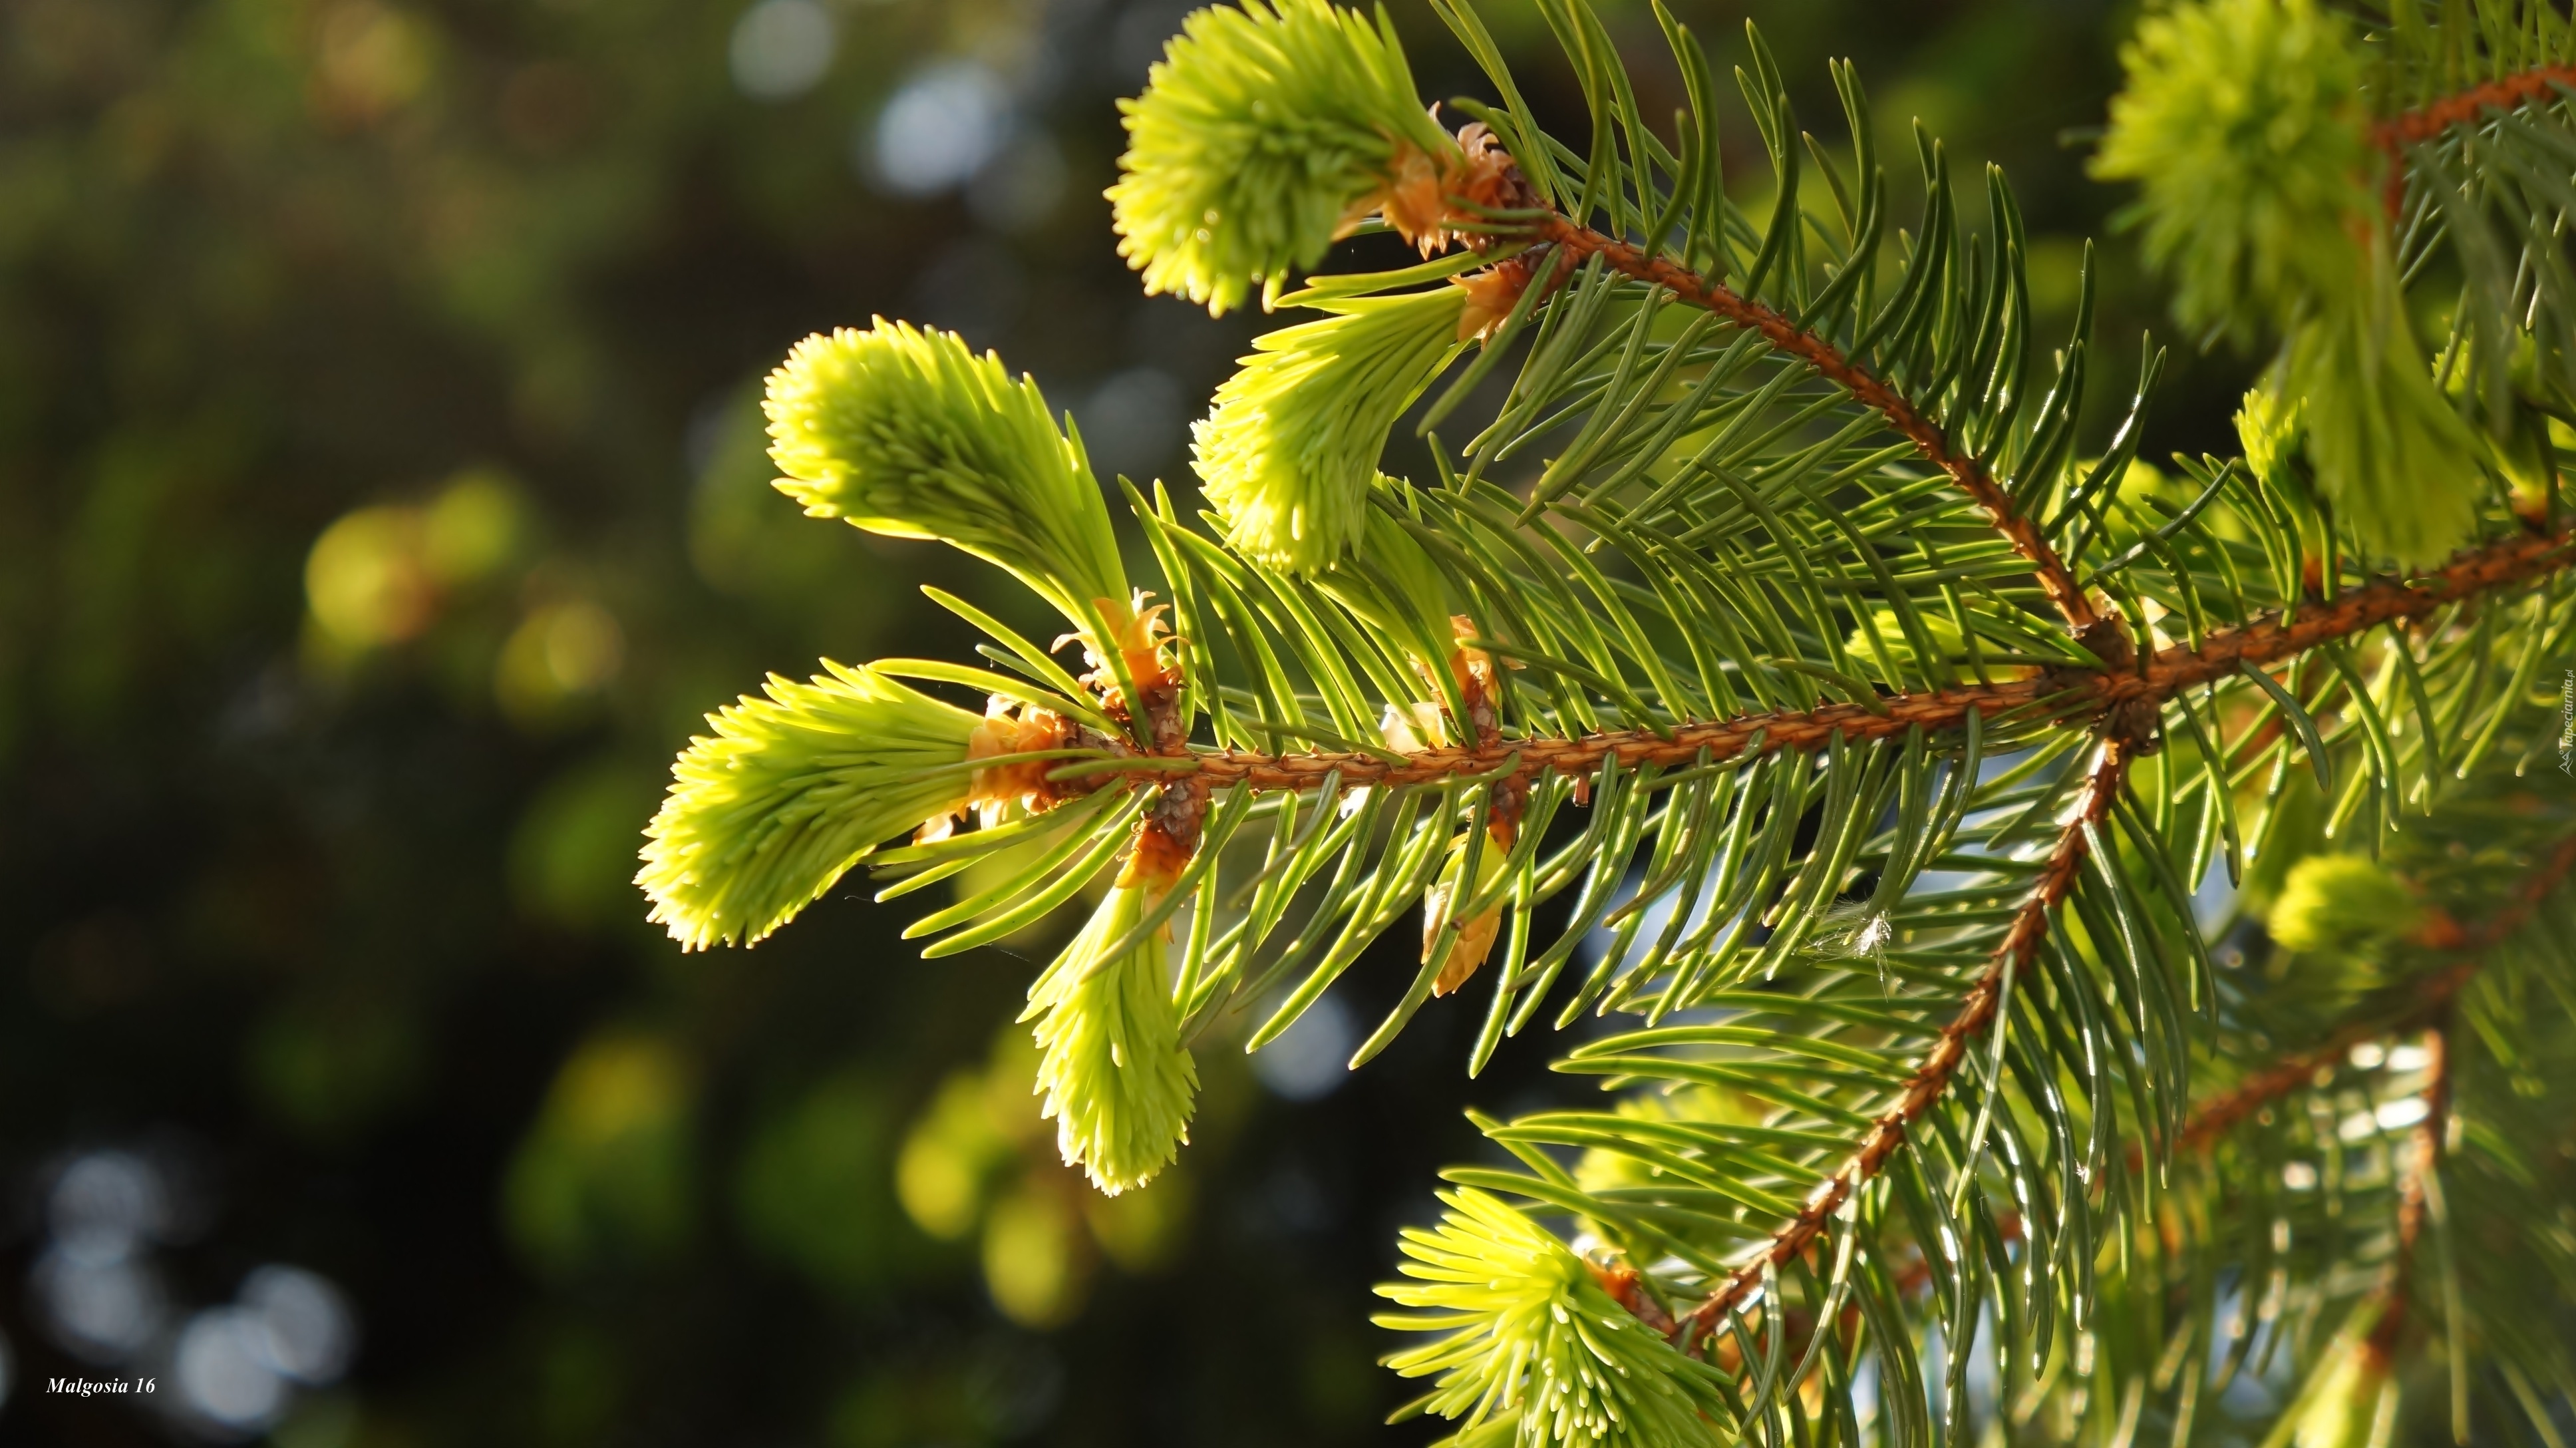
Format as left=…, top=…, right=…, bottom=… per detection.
left=0, top=0, right=2251, bottom=1441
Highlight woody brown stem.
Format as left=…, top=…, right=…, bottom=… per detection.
left=2376, top=65, right=2576, bottom=150
left=1529, top=214, right=2104, bottom=635
left=2373, top=64, right=2576, bottom=217
left=1110, top=630, right=1208, bottom=890
left=1666, top=732, right=2141, bottom=1347
left=1111, top=526, right=2571, bottom=795
left=2166, top=966, right=2470, bottom=1159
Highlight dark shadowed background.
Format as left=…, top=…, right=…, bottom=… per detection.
left=0, top=0, right=2247, bottom=1442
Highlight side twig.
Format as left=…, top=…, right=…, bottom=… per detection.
left=1670, top=729, right=2144, bottom=1345
left=2375, top=64, right=2576, bottom=150
left=1530, top=214, right=2105, bottom=635
left=2372, top=64, right=2576, bottom=217
left=2170, top=834, right=2576, bottom=1153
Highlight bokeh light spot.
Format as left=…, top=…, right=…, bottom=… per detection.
left=980, top=1189, right=1084, bottom=1328
left=315, top=1, right=436, bottom=120
left=33, top=1250, right=166, bottom=1361
left=1250, top=992, right=1353, bottom=1101
left=496, top=599, right=624, bottom=726
left=305, top=508, right=434, bottom=651
left=176, top=1306, right=291, bottom=1433
left=49, top=1149, right=169, bottom=1263
left=420, top=471, right=526, bottom=586
left=1084, top=1169, right=1189, bottom=1272
left=505, top=1032, right=700, bottom=1274
left=240, top=1266, right=358, bottom=1385
left=895, top=1072, right=1011, bottom=1240
left=866, top=61, right=1010, bottom=196
left=728, top=0, right=836, bottom=101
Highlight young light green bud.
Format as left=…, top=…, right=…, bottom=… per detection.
left=641, top=662, right=983, bottom=950
left=2092, top=0, right=2375, bottom=341
left=1376, top=1188, right=1730, bottom=1447
left=2099, top=1, right=2484, bottom=565
left=2269, top=853, right=2424, bottom=956
left=1108, top=0, right=1460, bottom=317
left=1194, top=287, right=1469, bottom=572
left=2279, top=255, right=2488, bottom=568
left=2236, top=385, right=2309, bottom=486
left=765, top=320, right=1130, bottom=634
left=1022, top=884, right=1199, bottom=1194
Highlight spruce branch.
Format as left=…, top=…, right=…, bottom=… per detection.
left=1598, top=795, right=2573, bottom=1402
left=651, top=4, right=2576, bottom=1433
